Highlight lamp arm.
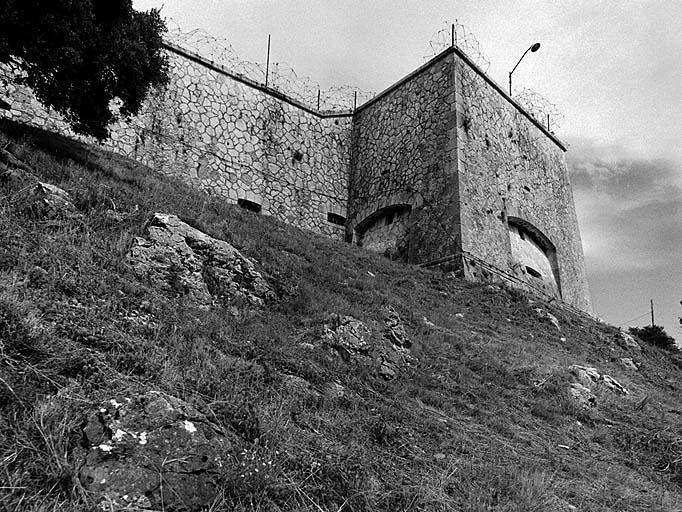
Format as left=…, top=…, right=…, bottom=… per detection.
left=510, top=46, right=533, bottom=76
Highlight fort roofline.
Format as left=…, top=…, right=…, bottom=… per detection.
left=163, top=39, right=566, bottom=151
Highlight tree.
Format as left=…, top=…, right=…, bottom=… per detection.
left=629, top=325, right=678, bottom=351
left=0, top=0, right=169, bottom=139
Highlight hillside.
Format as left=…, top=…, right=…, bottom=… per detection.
left=2, top=118, right=682, bottom=511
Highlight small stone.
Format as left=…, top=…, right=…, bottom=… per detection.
left=569, top=382, right=596, bottom=409
left=619, top=358, right=638, bottom=371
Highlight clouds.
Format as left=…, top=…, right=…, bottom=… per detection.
left=567, top=138, right=682, bottom=273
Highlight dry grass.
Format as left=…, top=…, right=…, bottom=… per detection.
left=1, top=118, right=682, bottom=511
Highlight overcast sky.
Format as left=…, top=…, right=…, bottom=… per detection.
left=133, top=0, right=682, bottom=337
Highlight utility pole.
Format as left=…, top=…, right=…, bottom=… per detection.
left=265, top=35, right=271, bottom=88
left=651, top=299, right=655, bottom=327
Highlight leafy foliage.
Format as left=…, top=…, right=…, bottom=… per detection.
left=0, top=0, right=168, bottom=139
left=629, top=324, right=678, bottom=351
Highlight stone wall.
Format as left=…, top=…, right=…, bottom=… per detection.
left=1, top=48, right=353, bottom=241
left=0, top=43, right=592, bottom=311
left=348, top=54, right=460, bottom=262
left=453, top=51, right=591, bottom=310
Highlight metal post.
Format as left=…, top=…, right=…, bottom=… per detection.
left=509, top=73, right=512, bottom=96
left=547, top=114, right=550, bottom=131
left=354, top=90, right=357, bottom=110
left=317, top=89, right=321, bottom=110
left=451, top=23, right=455, bottom=47
left=265, top=34, right=271, bottom=87
left=651, top=299, right=655, bottom=326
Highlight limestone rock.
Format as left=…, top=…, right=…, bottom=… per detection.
left=601, top=374, right=629, bottom=395
left=21, top=181, right=79, bottom=219
left=619, top=357, right=639, bottom=371
left=323, top=307, right=417, bottom=379
left=127, top=213, right=274, bottom=307
left=569, top=365, right=600, bottom=385
left=616, top=330, right=642, bottom=352
left=384, top=306, right=410, bottom=348
left=79, top=391, right=245, bottom=511
left=569, top=364, right=628, bottom=395
left=323, top=315, right=372, bottom=355
left=569, top=382, right=596, bottom=409
left=535, top=307, right=560, bottom=331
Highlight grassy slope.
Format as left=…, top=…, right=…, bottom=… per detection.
left=2, top=119, right=682, bottom=511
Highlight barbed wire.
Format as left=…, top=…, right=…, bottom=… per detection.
left=512, top=87, right=565, bottom=132
left=424, top=20, right=491, bottom=72
left=164, top=18, right=374, bottom=113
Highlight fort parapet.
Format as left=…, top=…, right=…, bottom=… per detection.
left=0, top=36, right=591, bottom=311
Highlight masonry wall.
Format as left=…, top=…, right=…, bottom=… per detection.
left=453, top=52, right=591, bottom=311
left=1, top=50, right=352, bottom=240
left=348, top=54, right=460, bottom=262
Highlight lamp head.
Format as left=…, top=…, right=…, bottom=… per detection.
left=531, top=42, right=541, bottom=52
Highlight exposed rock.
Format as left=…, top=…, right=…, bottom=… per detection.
left=535, top=307, right=560, bottom=331
left=323, top=315, right=372, bottom=355
left=323, top=307, right=418, bottom=380
left=569, top=382, right=596, bottom=409
left=19, top=181, right=80, bottom=219
left=569, top=365, right=600, bottom=385
left=620, top=358, right=639, bottom=371
left=127, top=213, right=274, bottom=307
left=384, top=306, right=410, bottom=348
left=601, top=374, right=629, bottom=395
left=79, top=391, right=245, bottom=511
left=569, top=364, right=628, bottom=395
left=27, top=265, right=49, bottom=287
left=616, top=330, right=642, bottom=352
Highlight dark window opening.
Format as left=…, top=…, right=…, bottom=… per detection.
left=327, top=212, right=346, bottom=226
left=525, top=266, right=542, bottom=278
left=238, top=199, right=261, bottom=213
left=385, top=211, right=395, bottom=225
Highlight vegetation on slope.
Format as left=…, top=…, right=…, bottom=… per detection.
left=2, top=118, right=682, bottom=511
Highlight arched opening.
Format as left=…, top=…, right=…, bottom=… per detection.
left=507, top=217, right=561, bottom=297
left=355, top=204, right=412, bottom=257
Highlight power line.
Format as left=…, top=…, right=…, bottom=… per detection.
left=617, top=311, right=651, bottom=327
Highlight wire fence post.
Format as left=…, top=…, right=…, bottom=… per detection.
left=317, top=89, right=321, bottom=110
left=265, top=34, right=271, bottom=87
left=353, top=90, right=357, bottom=110
left=451, top=23, right=455, bottom=47
left=547, top=114, right=550, bottom=131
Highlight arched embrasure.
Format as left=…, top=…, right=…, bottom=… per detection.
left=507, top=216, right=561, bottom=297
left=355, top=204, right=412, bottom=255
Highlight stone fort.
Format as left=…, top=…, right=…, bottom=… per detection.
left=0, top=26, right=592, bottom=311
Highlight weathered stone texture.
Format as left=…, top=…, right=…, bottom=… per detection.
left=0, top=45, right=592, bottom=311
left=454, top=54, right=591, bottom=310
left=105, top=52, right=352, bottom=240
left=349, top=56, right=459, bottom=262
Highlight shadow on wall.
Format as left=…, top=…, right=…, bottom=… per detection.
left=355, top=204, right=412, bottom=259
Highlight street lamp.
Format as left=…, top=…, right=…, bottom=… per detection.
left=509, top=42, right=541, bottom=96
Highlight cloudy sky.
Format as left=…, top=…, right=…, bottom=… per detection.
left=133, top=0, right=682, bottom=337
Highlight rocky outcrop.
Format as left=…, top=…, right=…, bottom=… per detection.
left=569, top=364, right=628, bottom=395
left=616, top=330, right=642, bottom=353
left=1, top=162, right=79, bottom=220
left=127, top=213, right=274, bottom=307
left=323, top=306, right=418, bottom=379
left=79, top=391, right=245, bottom=511
left=569, top=382, right=596, bottom=409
